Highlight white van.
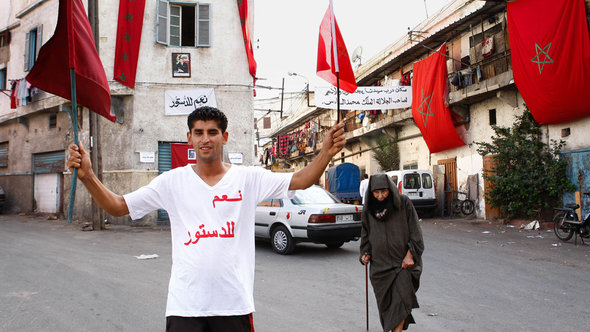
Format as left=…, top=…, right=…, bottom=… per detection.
left=385, top=170, right=438, bottom=212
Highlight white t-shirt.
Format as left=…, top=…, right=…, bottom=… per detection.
left=123, top=165, right=293, bottom=317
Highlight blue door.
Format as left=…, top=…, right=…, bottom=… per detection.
left=560, top=148, right=590, bottom=215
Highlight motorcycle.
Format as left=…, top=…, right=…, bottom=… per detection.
left=553, top=192, right=590, bottom=244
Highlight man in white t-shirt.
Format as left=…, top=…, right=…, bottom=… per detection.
left=359, top=174, right=369, bottom=204
left=67, top=106, right=345, bottom=332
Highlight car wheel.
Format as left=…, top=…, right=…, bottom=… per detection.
left=325, top=242, right=344, bottom=249
left=271, top=225, right=295, bottom=255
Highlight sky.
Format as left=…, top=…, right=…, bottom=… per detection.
left=252, top=0, right=453, bottom=99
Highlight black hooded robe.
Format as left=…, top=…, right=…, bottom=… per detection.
left=359, top=173, right=424, bottom=331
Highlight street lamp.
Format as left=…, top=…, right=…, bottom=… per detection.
left=287, top=72, right=311, bottom=107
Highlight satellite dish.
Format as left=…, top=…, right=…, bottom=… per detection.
left=352, top=46, right=363, bottom=65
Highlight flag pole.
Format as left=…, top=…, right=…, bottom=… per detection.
left=67, top=68, right=78, bottom=224
left=337, top=72, right=341, bottom=123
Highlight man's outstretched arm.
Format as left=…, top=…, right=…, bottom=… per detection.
left=67, top=143, right=129, bottom=217
left=289, top=122, right=346, bottom=190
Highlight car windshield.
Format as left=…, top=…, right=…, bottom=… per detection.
left=291, top=186, right=340, bottom=205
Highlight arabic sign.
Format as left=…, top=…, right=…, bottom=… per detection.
left=316, top=86, right=412, bottom=110
left=165, top=88, right=218, bottom=115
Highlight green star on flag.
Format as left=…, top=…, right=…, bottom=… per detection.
left=122, top=52, right=129, bottom=60
left=123, top=33, right=131, bottom=41
left=531, top=42, right=553, bottom=74
left=118, top=73, right=127, bottom=81
left=418, top=89, right=434, bottom=127
left=126, top=13, right=133, bottom=21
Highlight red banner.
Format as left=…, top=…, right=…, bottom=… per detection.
left=26, top=0, right=115, bottom=122
left=171, top=143, right=197, bottom=169
left=316, top=2, right=357, bottom=94
left=237, top=0, right=257, bottom=82
left=507, top=0, right=590, bottom=124
left=113, top=0, right=146, bottom=88
left=411, top=44, right=465, bottom=154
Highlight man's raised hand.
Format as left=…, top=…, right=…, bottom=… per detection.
left=67, top=143, right=92, bottom=180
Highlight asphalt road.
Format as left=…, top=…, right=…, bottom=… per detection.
left=1, top=214, right=589, bottom=332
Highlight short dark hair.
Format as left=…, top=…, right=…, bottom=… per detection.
left=187, top=106, right=228, bottom=132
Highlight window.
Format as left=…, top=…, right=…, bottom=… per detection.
left=157, top=1, right=210, bottom=47
left=404, top=174, right=421, bottom=189
left=0, top=142, right=7, bottom=168
left=0, top=68, right=6, bottom=90
left=24, top=25, right=43, bottom=72
left=263, top=117, right=271, bottom=129
left=49, top=113, right=57, bottom=129
left=403, top=162, right=418, bottom=170
left=0, top=30, right=10, bottom=47
left=422, top=173, right=433, bottom=189
left=489, top=109, right=496, bottom=126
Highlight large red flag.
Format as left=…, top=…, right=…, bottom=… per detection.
left=113, top=0, right=146, bottom=88
left=26, top=0, right=115, bottom=122
left=507, top=0, right=590, bottom=124
left=237, top=0, right=257, bottom=82
left=412, top=44, right=465, bottom=154
left=316, top=1, right=357, bottom=93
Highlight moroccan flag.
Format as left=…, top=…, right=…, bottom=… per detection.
left=507, top=0, right=590, bottom=124
left=113, top=0, right=146, bottom=88
left=316, top=0, right=357, bottom=93
left=26, top=0, right=115, bottom=122
left=237, top=0, right=257, bottom=82
left=411, top=44, right=465, bottom=154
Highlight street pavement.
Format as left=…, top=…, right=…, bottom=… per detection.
left=1, top=214, right=589, bottom=331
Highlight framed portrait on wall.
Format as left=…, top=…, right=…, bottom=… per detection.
left=172, top=53, right=191, bottom=78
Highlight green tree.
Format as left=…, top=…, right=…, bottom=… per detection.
left=371, top=131, right=400, bottom=172
left=476, top=107, right=575, bottom=219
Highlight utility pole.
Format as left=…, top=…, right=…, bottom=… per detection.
left=88, top=0, right=105, bottom=230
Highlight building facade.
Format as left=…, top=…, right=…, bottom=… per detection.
left=0, top=0, right=255, bottom=224
left=263, top=0, right=590, bottom=220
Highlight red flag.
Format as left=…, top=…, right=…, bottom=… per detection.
left=507, top=0, right=590, bottom=124
left=237, top=0, right=257, bottom=82
left=26, top=0, right=115, bottom=122
left=411, top=44, right=465, bottom=154
left=316, top=1, right=357, bottom=93
left=171, top=144, right=197, bottom=169
left=113, top=0, right=146, bottom=88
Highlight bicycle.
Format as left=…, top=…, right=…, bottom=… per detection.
left=450, top=191, right=475, bottom=216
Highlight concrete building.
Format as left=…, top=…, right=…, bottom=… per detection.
left=263, top=0, right=590, bottom=220
left=0, top=0, right=255, bottom=225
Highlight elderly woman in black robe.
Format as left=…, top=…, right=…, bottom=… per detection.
left=360, top=173, right=424, bottom=331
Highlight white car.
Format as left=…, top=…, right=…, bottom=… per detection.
left=255, top=185, right=363, bottom=254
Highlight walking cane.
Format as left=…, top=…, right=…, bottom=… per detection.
left=365, top=263, right=369, bottom=330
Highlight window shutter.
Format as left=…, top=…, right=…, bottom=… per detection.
left=156, top=0, right=169, bottom=45
left=0, top=142, right=8, bottom=168
left=24, top=31, right=30, bottom=71
left=263, top=117, right=271, bottom=129
left=196, top=3, right=210, bottom=47
left=35, top=24, right=43, bottom=59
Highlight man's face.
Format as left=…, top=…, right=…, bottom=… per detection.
left=372, top=188, right=390, bottom=202
left=187, top=120, right=228, bottom=163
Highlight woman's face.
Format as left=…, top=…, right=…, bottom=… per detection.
left=372, top=188, right=390, bottom=202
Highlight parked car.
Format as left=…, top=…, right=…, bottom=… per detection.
left=255, top=185, right=363, bottom=254
left=385, top=170, right=438, bottom=212
left=0, top=185, right=5, bottom=213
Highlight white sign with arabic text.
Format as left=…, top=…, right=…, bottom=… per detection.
left=165, top=88, right=218, bottom=115
left=316, top=86, right=412, bottom=110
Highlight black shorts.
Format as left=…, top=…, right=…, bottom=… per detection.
left=166, top=314, right=254, bottom=332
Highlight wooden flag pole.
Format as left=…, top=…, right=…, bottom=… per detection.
left=67, top=68, right=78, bottom=224
left=365, top=263, right=369, bottom=330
